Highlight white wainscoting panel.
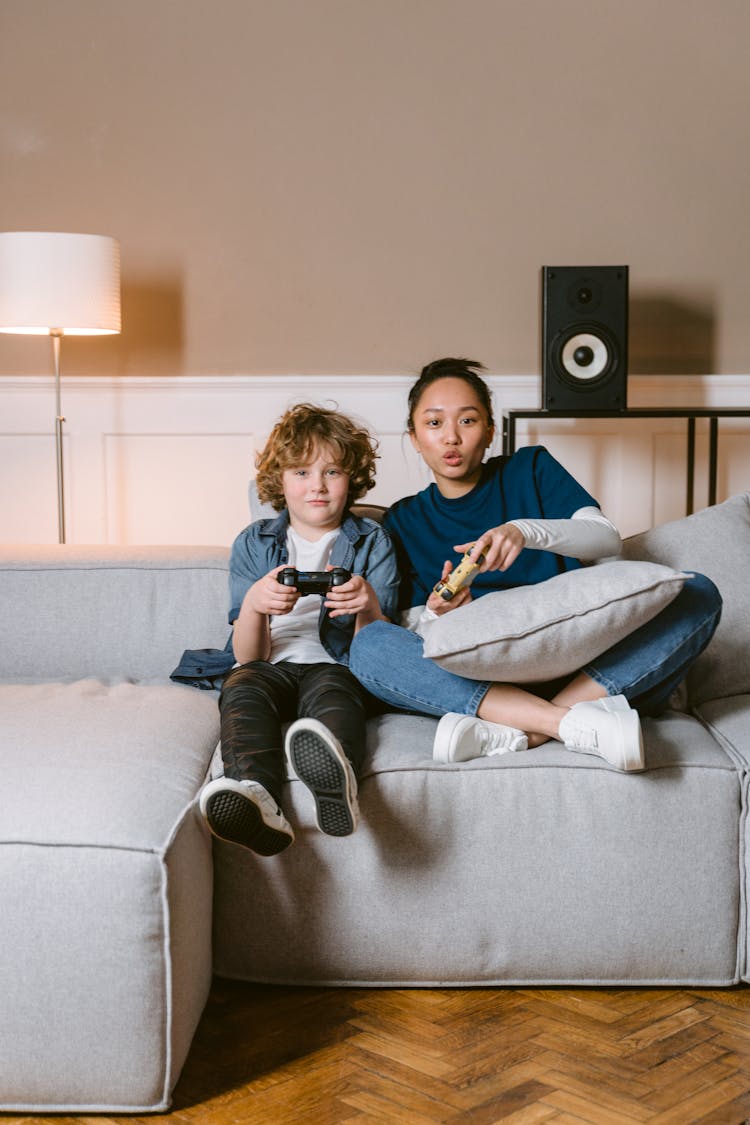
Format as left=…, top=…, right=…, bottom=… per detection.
left=1, top=433, right=63, bottom=541
left=505, top=415, right=743, bottom=538
left=103, top=433, right=260, bottom=545
left=1, top=374, right=748, bottom=545
left=720, top=430, right=750, bottom=502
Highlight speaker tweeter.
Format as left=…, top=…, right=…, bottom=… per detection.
left=542, top=265, right=629, bottom=411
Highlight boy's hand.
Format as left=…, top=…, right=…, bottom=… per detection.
left=426, top=560, right=473, bottom=616
left=245, top=564, right=299, bottom=616
left=325, top=573, right=383, bottom=627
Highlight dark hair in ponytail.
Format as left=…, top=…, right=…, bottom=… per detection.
left=406, top=357, right=494, bottom=433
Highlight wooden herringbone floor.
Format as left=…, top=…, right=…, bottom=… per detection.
left=7, top=980, right=750, bottom=1124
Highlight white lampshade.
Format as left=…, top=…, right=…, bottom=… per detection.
left=0, top=231, right=121, bottom=335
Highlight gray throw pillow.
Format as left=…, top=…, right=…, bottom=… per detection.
left=421, top=560, right=687, bottom=683
left=621, top=491, right=750, bottom=704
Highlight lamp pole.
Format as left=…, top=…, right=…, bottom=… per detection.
left=51, top=329, right=65, bottom=543
left=0, top=231, right=121, bottom=544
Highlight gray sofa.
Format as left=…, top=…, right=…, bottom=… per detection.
left=1, top=493, right=749, bottom=1113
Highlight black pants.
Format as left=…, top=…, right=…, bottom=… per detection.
left=218, top=660, right=370, bottom=805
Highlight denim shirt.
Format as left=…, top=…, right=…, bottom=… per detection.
left=171, top=509, right=399, bottom=689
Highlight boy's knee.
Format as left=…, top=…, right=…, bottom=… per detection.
left=220, top=661, right=271, bottom=702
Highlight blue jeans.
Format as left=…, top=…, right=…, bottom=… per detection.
left=349, top=573, right=722, bottom=719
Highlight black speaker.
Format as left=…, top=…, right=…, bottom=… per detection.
left=542, top=265, right=629, bottom=410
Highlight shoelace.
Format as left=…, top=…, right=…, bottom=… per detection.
left=480, top=726, right=518, bottom=755
left=564, top=721, right=599, bottom=750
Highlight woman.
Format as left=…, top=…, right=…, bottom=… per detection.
left=349, top=357, right=722, bottom=771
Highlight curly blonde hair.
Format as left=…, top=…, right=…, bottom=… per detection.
left=255, top=403, right=379, bottom=511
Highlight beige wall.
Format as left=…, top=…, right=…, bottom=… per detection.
left=1, top=0, right=749, bottom=379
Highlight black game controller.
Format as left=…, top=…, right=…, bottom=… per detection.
left=277, top=567, right=351, bottom=595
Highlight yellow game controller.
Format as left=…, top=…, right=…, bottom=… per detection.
left=432, top=546, right=485, bottom=601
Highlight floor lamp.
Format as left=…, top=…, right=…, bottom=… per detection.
left=0, top=231, right=121, bottom=543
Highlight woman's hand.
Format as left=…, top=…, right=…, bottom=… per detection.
left=244, top=564, right=300, bottom=617
left=425, top=559, right=474, bottom=616
left=455, top=523, right=526, bottom=574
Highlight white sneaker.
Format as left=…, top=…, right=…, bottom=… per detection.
left=433, top=713, right=528, bottom=763
left=558, top=694, right=644, bottom=772
left=199, top=777, right=294, bottom=855
left=285, top=718, right=359, bottom=836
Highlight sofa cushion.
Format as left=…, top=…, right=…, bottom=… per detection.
left=420, top=559, right=686, bottom=683
left=695, top=694, right=750, bottom=770
left=696, top=692, right=750, bottom=986
left=0, top=679, right=218, bottom=1112
left=0, top=546, right=230, bottom=684
left=621, top=492, right=750, bottom=704
left=213, top=710, right=741, bottom=986
left=2, top=680, right=218, bottom=847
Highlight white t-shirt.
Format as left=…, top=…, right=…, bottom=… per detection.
left=269, top=527, right=339, bottom=664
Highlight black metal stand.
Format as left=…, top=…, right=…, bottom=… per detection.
left=501, top=408, right=750, bottom=515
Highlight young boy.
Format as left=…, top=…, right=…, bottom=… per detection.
left=199, top=403, right=398, bottom=856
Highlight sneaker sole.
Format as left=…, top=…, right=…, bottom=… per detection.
left=432, top=714, right=467, bottom=762
left=287, top=730, right=358, bottom=836
left=203, top=789, right=293, bottom=856
left=610, top=709, right=645, bottom=772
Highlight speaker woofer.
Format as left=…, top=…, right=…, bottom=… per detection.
left=557, top=327, right=617, bottom=385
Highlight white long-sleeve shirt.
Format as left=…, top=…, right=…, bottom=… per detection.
left=405, top=506, right=621, bottom=633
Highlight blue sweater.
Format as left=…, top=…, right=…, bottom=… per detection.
left=384, top=446, right=598, bottom=610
